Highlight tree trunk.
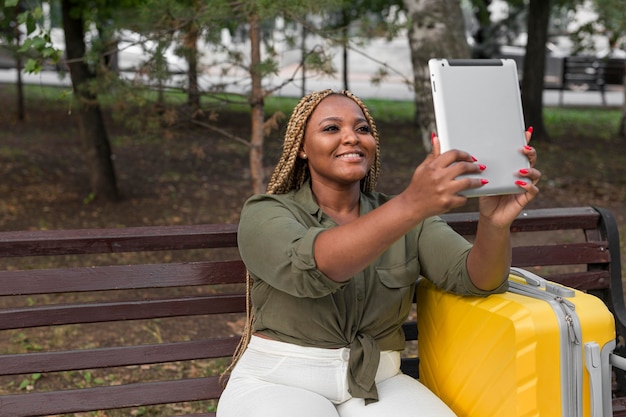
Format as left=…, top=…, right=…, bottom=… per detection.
left=301, top=21, right=307, bottom=97
left=402, top=0, right=470, bottom=149
left=617, top=64, right=626, bottom=139
left=61, top=0, right=119, bottom=201
left=341, top=8, right=349, bottom=91
left=183, top=20, right=200, bottom=115
left=248, top=12, right=266, bottom=194
left=521, top=0, right=551, bottom=141
left=11, top=5, right=24, bottom=121
left=15, top=52, right=24, bottom=121
left=342, top=38, right=349, bottom=91
left=471, top=0, right=493, bottom=58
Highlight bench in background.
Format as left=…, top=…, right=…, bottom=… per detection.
left=560, top=56, right=625, bottom=106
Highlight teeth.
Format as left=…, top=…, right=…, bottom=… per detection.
left=338, top=153, right=361, bottom=158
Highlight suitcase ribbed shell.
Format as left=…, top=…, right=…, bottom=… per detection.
left=417, top=276, right=615, bottom=417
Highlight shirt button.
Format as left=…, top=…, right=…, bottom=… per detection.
left=357, top=292, right=364, bottom=301
left=341, top=350, right=350, bottom=361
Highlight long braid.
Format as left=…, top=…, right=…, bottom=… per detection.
left=268, top=89, right=333, bottom=194
left=221, top=90, right=381, bottom=384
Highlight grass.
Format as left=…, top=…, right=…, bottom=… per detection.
left=9, top=83, right=623, bottom=133
left=544, top=107, right=623, bottom=140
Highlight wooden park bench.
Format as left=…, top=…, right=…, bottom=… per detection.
left=560, top=56, right=626, bottom=106
left=0, top=206, right=625, bottom=416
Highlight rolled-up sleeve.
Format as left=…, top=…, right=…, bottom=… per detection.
left=238, top=194, right=346, bottom=298
left=417, top=216, right=507, bottom=296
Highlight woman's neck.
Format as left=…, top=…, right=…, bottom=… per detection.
left=311, top=182, right=361, bottom=225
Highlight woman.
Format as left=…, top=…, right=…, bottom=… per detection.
left=217, top=89, right=540, bottom=417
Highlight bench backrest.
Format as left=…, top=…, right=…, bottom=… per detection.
left=562, top=56, right=626, bottom=87
left=603, top=58, right=626, bottom=86
left=562, top=56, right=605, bottom=87
left=0, top=224, right=243, bottom=417
left=0, top=206, right=623, bottom=416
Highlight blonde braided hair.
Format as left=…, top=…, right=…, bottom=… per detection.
left=220, top=90, right=381, bottom=384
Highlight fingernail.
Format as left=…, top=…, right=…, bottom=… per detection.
left=478, top=164, right=486, bottom=171
left=431, top=132, right=436, bottom=141
left=519, top=168, right=529, bottom=174
left=480, top=179, right=489, bottom=185
left=471, top=156, right=478, bottom=162
left=524, top=145, right=533, bottom=151
left=515, top=180, right=527, bottom=186
left=527, top=126, right=534, bottom=134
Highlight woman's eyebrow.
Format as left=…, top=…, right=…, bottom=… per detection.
left=318, top=116, right=342, bottom=125
left=318, top=116, right=367, bottom=126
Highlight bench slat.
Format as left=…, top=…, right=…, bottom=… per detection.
left=0, top=337, right=240, bottom=375
left=0, top=294, right=246, bottom=330
left=0, top=208, right=600, bottom=256
left=0, top=223, right=238, bottom=257
left=0, top=260, right=246, bottom=296
left=512, top=242, right=610, bottom=266
left=442, top=206, right=599, bottom=235
left=0, top=377, right=223, bottom=416
left=544, top=270, right=610, bottom=291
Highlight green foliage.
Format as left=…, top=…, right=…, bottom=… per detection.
left=11, top=332, right=43, bottom=352
left=1, top=0, right=61, bottom=73
left=568, top=0, right=626, bottom=53
left=18, top=373, right=42, bottom=391
left=592, top=0, right=626, bottom=46
left=83, top=192, right=96, bottom=204
left=82, top=370, right=106, bottom=386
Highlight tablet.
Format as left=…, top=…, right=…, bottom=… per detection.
left=429, top=58, right=529, bottom=197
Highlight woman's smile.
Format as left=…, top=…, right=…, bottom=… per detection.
left=336, top=151, right=365, bottom=160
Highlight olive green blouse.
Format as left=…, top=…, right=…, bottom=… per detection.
left=237, top=181, right=507, bottom=403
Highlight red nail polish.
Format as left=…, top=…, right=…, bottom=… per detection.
left=471, top=156, right=478, bottom=162
left=479, top=164, right=486, bottom=171
left=515, top=180, right=527, bottom=186
left=519, top=168, right=529, bottom=174
left=524, top=145, right=533, bottom=151
left=480, top=179, right=489, bottom=185
left=527, top=126, right=534, bottom=134
left=431, top=132, right=436, bottom=141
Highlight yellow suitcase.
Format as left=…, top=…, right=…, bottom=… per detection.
left=417, top=268, right=616, bottom=417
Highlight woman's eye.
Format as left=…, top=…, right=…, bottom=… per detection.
left=322, top=125, right=339, bottom=132
left=357, top=125, right=371, bottom=133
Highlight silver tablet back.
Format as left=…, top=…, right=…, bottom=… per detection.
left=429, top=58, right=530, bottom=197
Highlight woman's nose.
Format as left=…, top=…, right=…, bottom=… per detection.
left=342, top=128, right=359, bottom=144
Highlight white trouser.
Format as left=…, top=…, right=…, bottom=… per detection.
left=217, top=335, right=457, bottom=417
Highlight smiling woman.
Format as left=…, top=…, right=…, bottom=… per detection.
left=216, top=89, right=541, bottom=417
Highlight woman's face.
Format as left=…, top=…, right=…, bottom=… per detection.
left=300, top=95, right=376, bottom=189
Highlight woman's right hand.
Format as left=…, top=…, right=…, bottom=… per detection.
left=401, top=133, right=485, bottom=218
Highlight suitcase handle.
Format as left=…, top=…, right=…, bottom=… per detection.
left=610, top=352, right=626, bottom=371
left=510, top=267, right=576, bottom=297
left=585, top=342, right=604, bottom=417
left=510, top=267, right=543, bottom=286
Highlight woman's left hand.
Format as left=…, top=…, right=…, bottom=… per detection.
left=478, top=128, right=541, bottom=227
